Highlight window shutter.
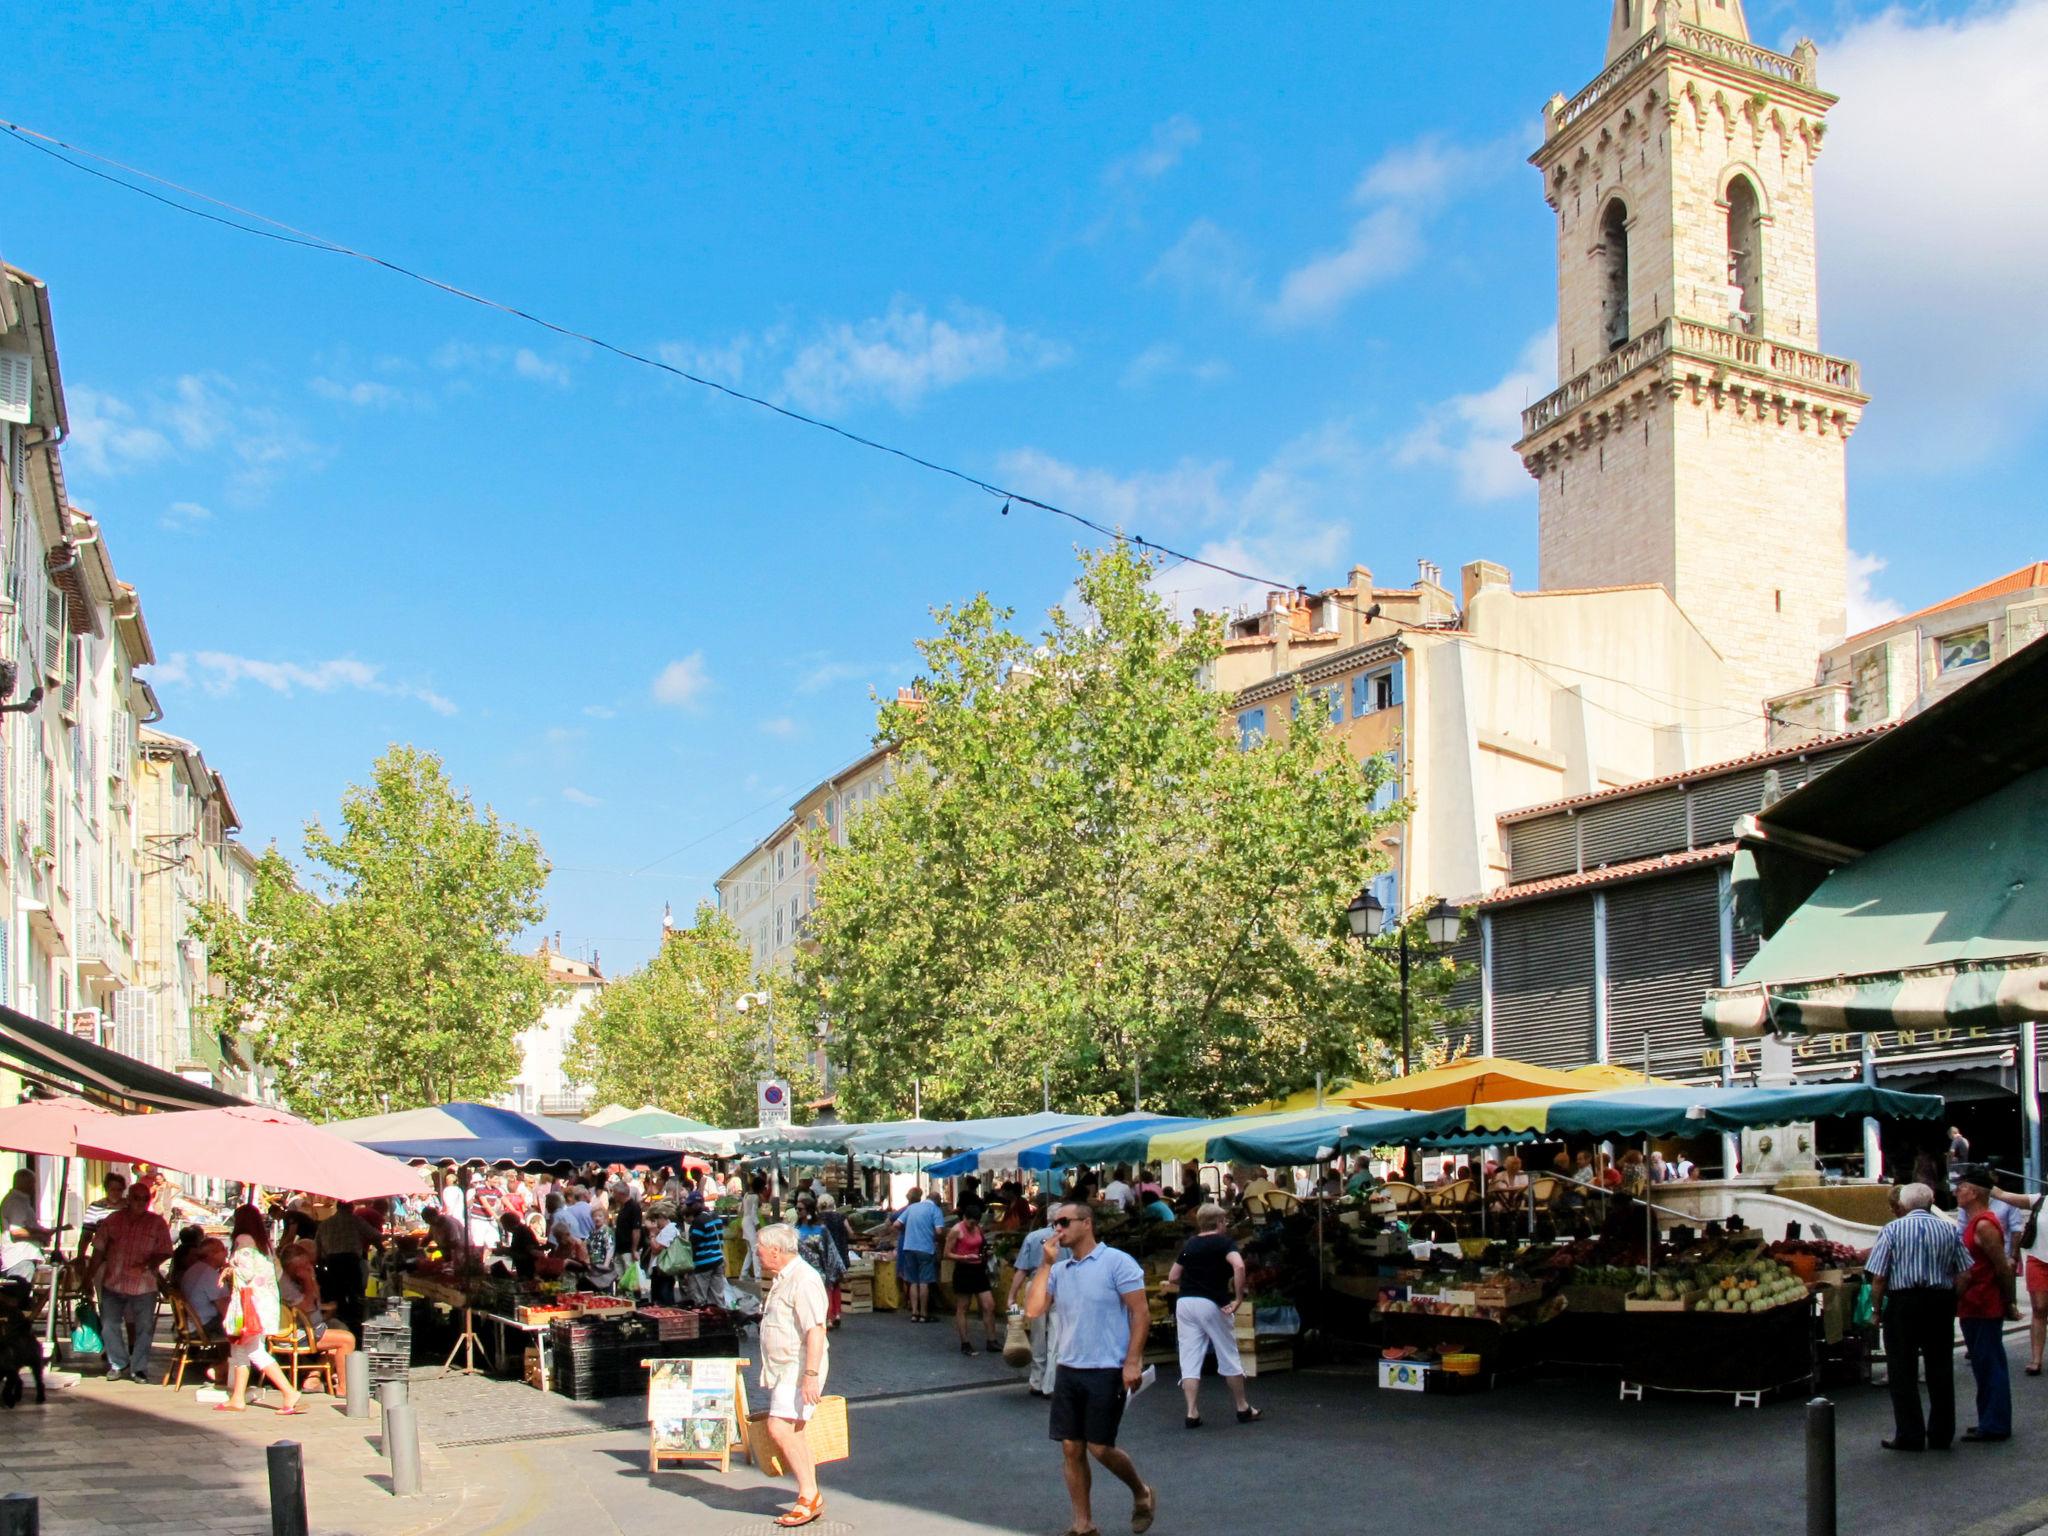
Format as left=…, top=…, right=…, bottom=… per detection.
left=1351, top=673, right=1370, bottom=717
left=1604, top=870, right=1724, bottom=1079
left=41, top=586, right=63, bottom=680
left=0, top=351, right=30, bottom=425
left=1506, top=816, right=1578, bottom=881
left=1388, top=663, right=1405, bottom=707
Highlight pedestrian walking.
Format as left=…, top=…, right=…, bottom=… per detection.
left=1165, top=1204, right=1260, bottom=1429
left=741, top=1175, right=766, bottom=1281
left=1866, top=1182, right=1970, bottom=1451
left=1991, top=1180, right=2048, bottom=1374
left=1008, top=1195, right=1059, bottom=1396
left=1955, top=1166, right=2018, bottom=1441
left=1023, top=1200, right=1157, bottom=1536
left=755, top=1224, right=831, bottom=1528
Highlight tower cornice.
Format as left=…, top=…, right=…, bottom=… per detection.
left=1536, top=26, right=1834, bottom=176
left=1515, top=314, right=1865, bottom=470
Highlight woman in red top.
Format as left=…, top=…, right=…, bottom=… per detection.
left=942, top=1209, right=1001, bottom=1357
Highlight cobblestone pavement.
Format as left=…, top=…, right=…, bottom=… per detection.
left=0, top=1368, right=492, bottom=1536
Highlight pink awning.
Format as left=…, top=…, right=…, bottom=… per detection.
left=78, top=1105, right=430, bottom=1202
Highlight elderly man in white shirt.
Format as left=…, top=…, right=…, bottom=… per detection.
left=755, top=1222, right=831, bottom=1529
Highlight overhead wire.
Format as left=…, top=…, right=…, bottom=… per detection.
left=0, top=116, right=1788, bottom=735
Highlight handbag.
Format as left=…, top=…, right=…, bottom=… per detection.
left=70, top=1298, right=103, bottom=1355
left=2022, top=1197, right=2042, bottom=1256
left=656, top=1236, right=695, bottom=1277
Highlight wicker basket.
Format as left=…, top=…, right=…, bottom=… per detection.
left=750, top=1395, right=850, bottom=1473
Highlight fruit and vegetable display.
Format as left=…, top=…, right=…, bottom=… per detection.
left=1631, top=1256, right=1813, bottom=1313
left=1767, top=1238, right=1868, bottom=1268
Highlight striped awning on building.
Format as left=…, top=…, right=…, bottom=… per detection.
left=0, top=1005, right=242, bottom=1112
left=1703, top=958, right=2048, bottom=1040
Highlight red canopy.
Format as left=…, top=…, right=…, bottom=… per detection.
left=78, top=1105, right=429, bottom=1202
left=0, top=1094, right=130, bottom=1158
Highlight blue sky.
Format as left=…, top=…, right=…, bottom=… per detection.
left=8, top=1, right=2044, bottom=971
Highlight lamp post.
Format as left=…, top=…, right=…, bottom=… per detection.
left=1348, top=890, right=1461, bottom=1077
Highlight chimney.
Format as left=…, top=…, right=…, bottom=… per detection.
left=1460, top=560, right=1512, bottom=609
left=1416, top=558, right=1443, bottom=590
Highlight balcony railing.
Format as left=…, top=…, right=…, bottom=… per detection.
left=1520, top=316, right=1861, bottom=441
left=74, top=911, right=130, bottom=982
left=1550, top=23, right=1816, bottom=141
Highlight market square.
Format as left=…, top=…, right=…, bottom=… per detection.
left=2, top=0, right=2046, bottom=1532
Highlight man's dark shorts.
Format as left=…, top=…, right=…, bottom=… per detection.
left=1048, top=1365, right=1127, bottom=1447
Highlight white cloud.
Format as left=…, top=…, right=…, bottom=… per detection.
left=1149, top=219, right=1257, bottom=307
left=152, top=650, right=457, bottom=715
left=309, top=376, right=417, bottom=409
left=513, top=348, right=570, bottom=387
left=1105, top=115, right=1201, bottom=185
left=1846, top=549, right=1905, bottom=633
left=160, top=500, right=213, bottom=533
left=544, top=725, right=584, bottom=745
left=561, top=786, right=602, bottom=807
left=65, top=375, right=320, bottom=502
left=1395, top=329, right=1555, bottom=502
left=781, top=301, right=1068, bottom=413
left=1268, top=206, right=1424, bottom=327
left=999, top=421, right=1367, bottom=617
left=651, top=654, right=710, bottom=708
left=656, top=332, right=766, bottom=388
left=581, top=703, right=617, bottom=720
left=1157, top=132, right=1510, bottom=327
left=794, top=657, right=883, bottom=695
left=760, top=716, right=799, bottom=739
left=1820, top=1, right=2048, bottom=463
left=1120, top=344, right=1231, bottom=391
left=64, top=386, right=171, bottom=476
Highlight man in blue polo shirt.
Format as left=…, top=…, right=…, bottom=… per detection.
left=683, top=1197, right=729, bottom=1308
left=888, top=1188, right=947, bottom=1324
left=1024, top=1201, right=1156, bottom=1536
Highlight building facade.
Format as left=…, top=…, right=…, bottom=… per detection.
left=1516, top=0, right=1863, bottom=713
left=502, top=938, right=605, bottom=1118
left=1227, top=558, right=1755, bottom=915
left=716, top=740, right=896, bottom=979
left=1766, top=563, right=2048, bottom=748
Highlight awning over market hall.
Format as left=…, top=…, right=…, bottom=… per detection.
left=1431, top=1083, right=1943, bottom=1142
left=0, top=1003, right=242, bottom=1112
left=1703, top=635, right=2048, bottom=1041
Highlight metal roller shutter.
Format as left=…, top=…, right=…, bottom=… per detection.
left=1437, top=929, right=1483, bottom=1058
left=1507, top=816, right=1577, bottom=881
left=1488, top=897, right=1595, bottom=1069
left=1579, top=787, right=1686, bottom=866
left=1603, top=871, right=1725, bottom=1080
left=1686, top=767, right=1770, bottom=848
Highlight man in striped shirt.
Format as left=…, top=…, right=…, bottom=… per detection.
left=1867, top=1182, right=1971, bottom=1451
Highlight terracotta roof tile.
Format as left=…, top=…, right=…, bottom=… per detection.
left=1468, top=842, right=1737, bottom=909
left=1838, top=561, right=2048, bottom=648
left=1496, top=720, right=1896, bottom=824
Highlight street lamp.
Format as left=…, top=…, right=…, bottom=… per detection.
left=1347, top=890, right=1460, bottom=1076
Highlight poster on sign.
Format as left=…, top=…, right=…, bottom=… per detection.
left=757, top=1077, right=791, bottom=1128
left=648, top=1356, right=747, bottom=1473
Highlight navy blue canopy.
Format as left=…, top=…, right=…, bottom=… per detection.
left=321, top=1101, right=698, bottom=1167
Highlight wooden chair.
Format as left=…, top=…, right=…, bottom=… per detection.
left=1428, top=1177, right=1478, bottom=1213
left=165, top=1294, right=228, bottom=1392
left=1527, top=1175, right=1563, bottom=1210
left=1370, top=1182, right=1427, bottom=1216
left=267, top=1304, right=336, bottom=1397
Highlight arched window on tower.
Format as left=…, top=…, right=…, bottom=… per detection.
left=1726, top=175, right=1763, bottom=334
left=1599, top=199, right=1629, bottom=352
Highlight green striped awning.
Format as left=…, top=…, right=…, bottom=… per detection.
left=0, top=1005, right=242, bottom=1112
left=1703, top=958, right=2048, bottom=1040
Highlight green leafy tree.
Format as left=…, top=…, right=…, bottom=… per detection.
left=196, top=745, right=552, bottom=1116
left=565, top=903, right=818, bottom=1129
left=797, top=543, right=1464, bottom=1121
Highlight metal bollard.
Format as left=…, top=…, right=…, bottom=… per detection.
left=1806, top=1396, right=1836, bottom=1536
left=0, top=1492, right=39, bottom=1536
left=376, top=1378, right=408, bottom=1457
left=266, top=1441, right=309, bottom=1536
left=344, top=1353, right=370, bottom=1418
left=385, top=1403, right=422, bottom=1498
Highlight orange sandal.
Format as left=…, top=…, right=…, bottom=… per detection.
left=776, top=1494, right=825, bottom=1528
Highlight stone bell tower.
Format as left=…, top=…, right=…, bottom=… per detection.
left=1515, top=0, right=1866, bottom=726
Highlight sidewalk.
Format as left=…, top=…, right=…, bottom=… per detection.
left=0, top=1370, right=498, bottom=1536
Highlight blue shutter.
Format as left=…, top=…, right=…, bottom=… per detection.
left=1351, top=673, right=1368, bottom=717
left=1389, top=663, right=1405, bottom=707
left=1325, top=687, right=1344, bottom=724
left=1238, top=708, right=1266, bottom=749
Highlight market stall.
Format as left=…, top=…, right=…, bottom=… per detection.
left=320, top=1101, right=706, bottom=1170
